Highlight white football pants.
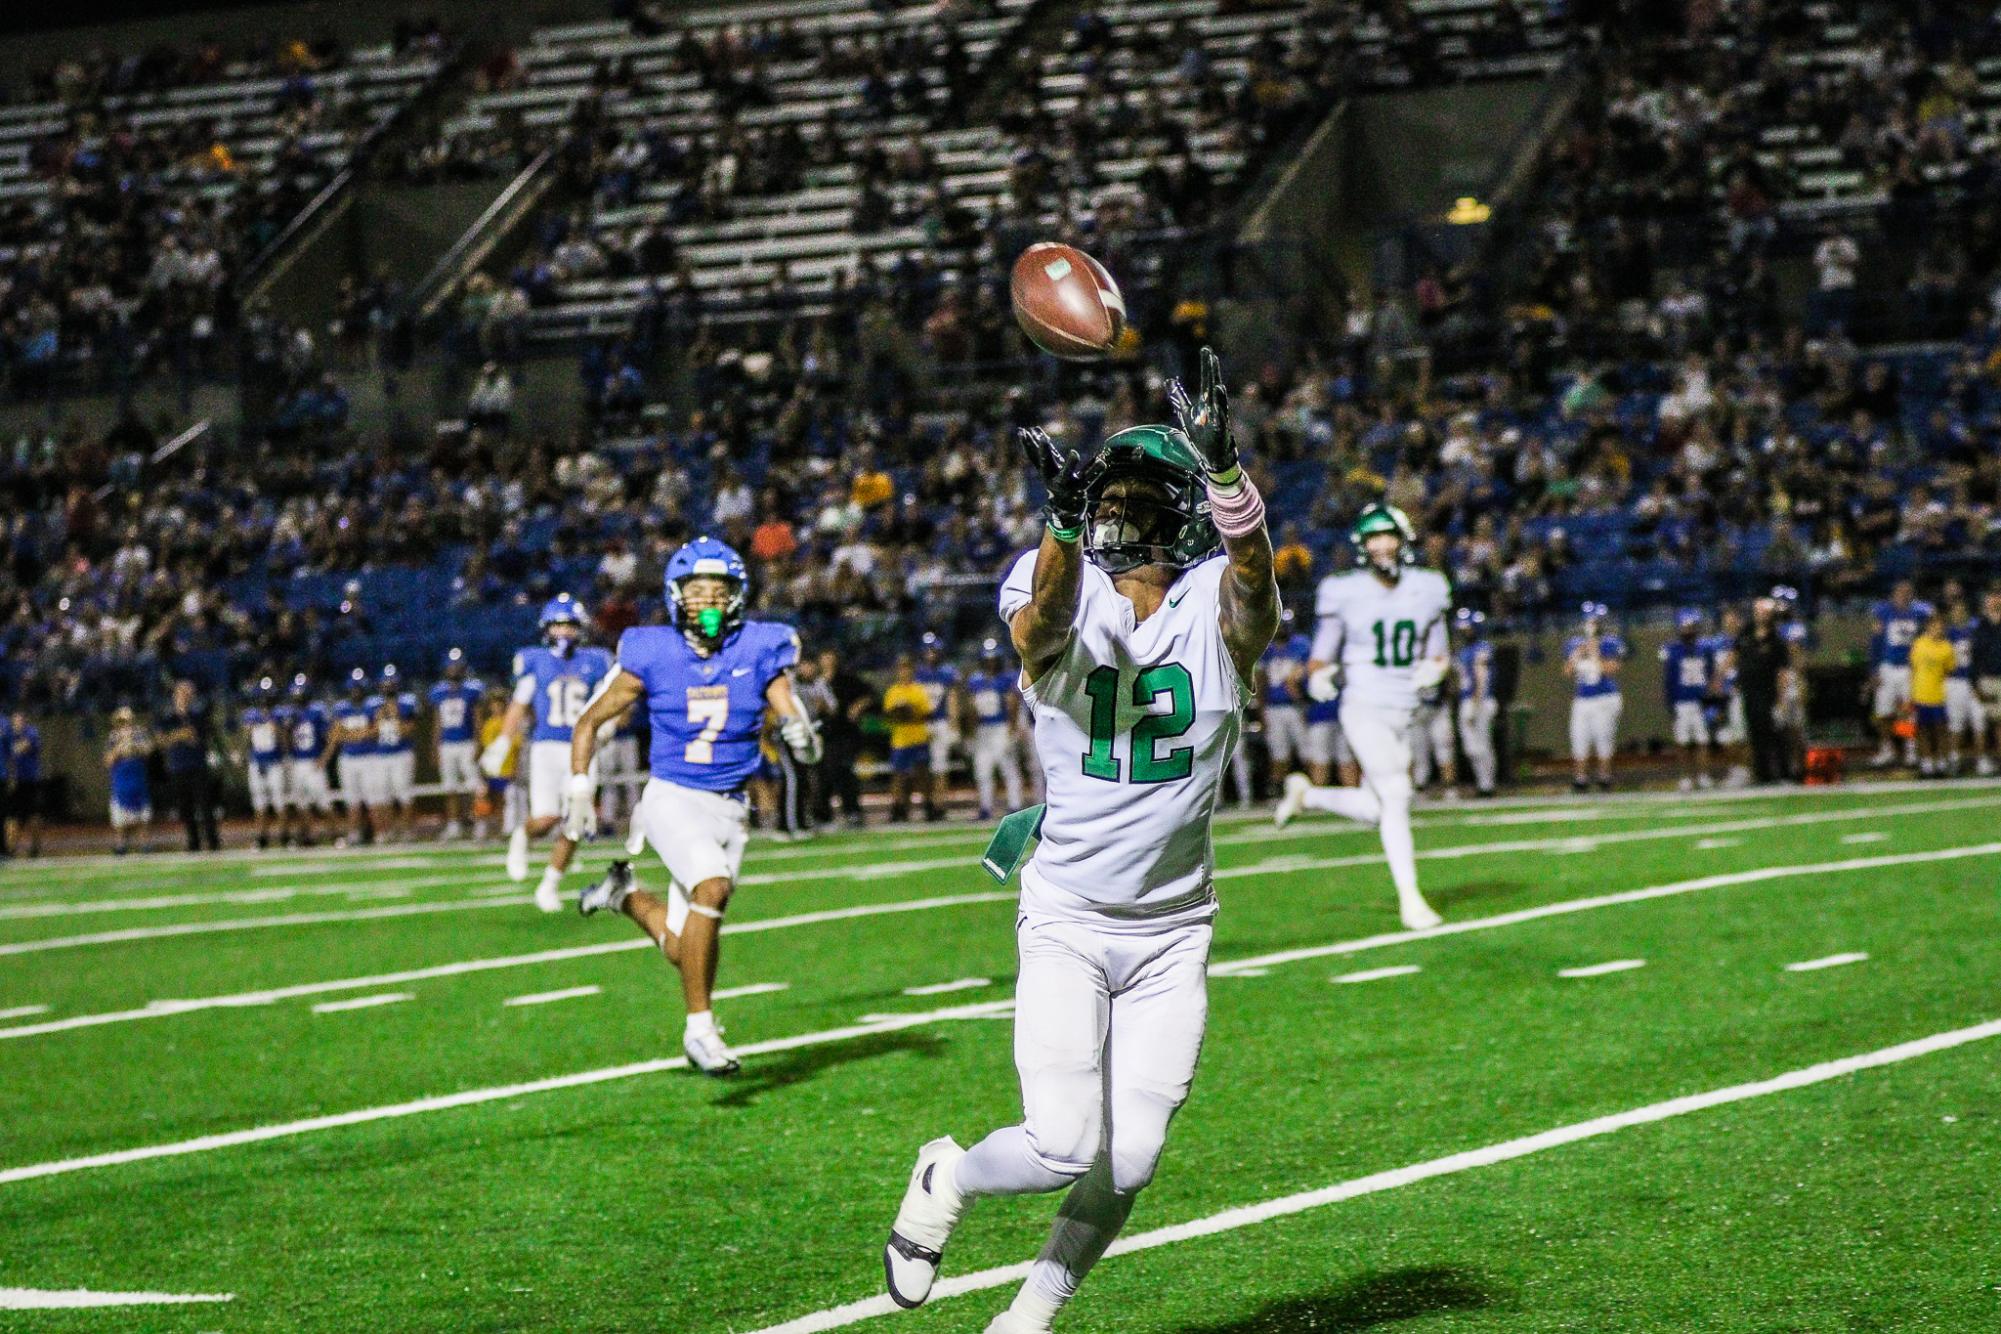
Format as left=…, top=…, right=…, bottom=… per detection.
left=1457, top=696, right=1498, bottom=792
left=972, top=723, right=1025, bottom=815
left=1408, top=701, right=1457, bottom=787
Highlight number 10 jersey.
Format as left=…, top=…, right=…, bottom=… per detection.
left=1309, top=567, right=1452, bottom=715
left=999, top=549, right=1248, bottom=929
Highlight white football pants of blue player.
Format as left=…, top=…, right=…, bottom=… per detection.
left=971, top=722, right=1025, bottom=817
left=944, top=911, right=1211, bottom=1323
left=1456, top=696, right=1498, bottom=794
left=1263, top=703, right=1308, bottom=773
left=247, top=762, right=288, bottom=817
left=632, top=779, right=750, bottom=933
left=1407, top=701, right=1456, bottom=789
left=1290, top=702, right=1441, bottom=931
left=1569, top=695, right=1622, bottom=766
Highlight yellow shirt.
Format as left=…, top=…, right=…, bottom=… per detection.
left=477, top=714, right=518, bottom=779
left=852, top=469, right=894, bottom=510
left=883, top=682, right=932, bottom=750
left=1910, top=633, right=1953, bottom=707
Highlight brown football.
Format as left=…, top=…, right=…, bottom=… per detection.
left=1010, top=242, right=1126, bottom=361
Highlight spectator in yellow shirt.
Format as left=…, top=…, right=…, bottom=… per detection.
left=476, top=695, right=522, bottom=832
left=882, top=655, right=937, bottom=822
left=851, top=446, right=894, bottom=511
left=1910, top=611, right=1954, bottom=777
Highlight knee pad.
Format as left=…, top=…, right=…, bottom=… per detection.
left=1373, top=768, right=1414, bottom=809
left=1024, top=1110, right=1100, bottom=1181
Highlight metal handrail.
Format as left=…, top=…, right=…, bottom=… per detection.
left=414, top=145, right=556, bottom=322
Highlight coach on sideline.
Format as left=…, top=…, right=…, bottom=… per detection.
left=1973, top=587, right=2001, bottom=735
left=1734, top=598, right=1789, bottom=785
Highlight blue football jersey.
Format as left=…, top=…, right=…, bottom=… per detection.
left=1949, top=625, right=1974, bottom=679
left=9, top=722, right=39, bottom=782
left=1872, top=601, right=1928, bottom=667
left=429, top=680, right=485, bottom=744
left=369, top=692, right=419, bottom=754
left=285, top=702, right=330, bottom=760
left=1660, top=639, right=1714, bottom=705
left=914, top=663, right=959, bottom=721
left=618, top=620, right=800, bottom=792
left=333, top=701, right=378, bottom=756
left=1261, top=633, right=1312, bottom=708
left=514, top=646, right=616, bottom=745
left=1457, top=641, right=1494, bottom=701
left=243, top=706, right=286, bottom=767
left=966, top=671, right=1012, bottom=725
left=1565, top=634, right=1625, bottom=698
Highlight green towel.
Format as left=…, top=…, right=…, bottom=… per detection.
left=980, top=804, right=1045, bottom=884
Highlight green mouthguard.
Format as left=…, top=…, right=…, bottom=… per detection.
left=697, top=608, right=724, bottom=637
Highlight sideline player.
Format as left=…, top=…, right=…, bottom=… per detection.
left=966, top=638, right=1025, bottom=819
left=1868, top=581, right=1927, bottom=768
left=331, top=667, right=381, bottom=845
left=1454, top=608, right=1498, bottom=796
left=373, top=664, right=419, bottom=841
left=1256, top=608, right=1312, bottom=787
left=1565, top=602, right=1625, bottom=791
left=567, top=537, right=821, bottom=1075
left=1945, top=595, right=1990, bottom=775
left=1271, top=502, right=1448, bottom=931
left=281, top=674, right=335, bottom=846
left=429, top=648, right=486, bottom=839
left=482, top=594, right=613, bottom=911
left=1661, top=609, right=1716, bottom=792
left=241, top=676, right=289, bottom=848
left=916, top=632, right=961, bottom=817
left=881, top=349, right=1279, bottom=1331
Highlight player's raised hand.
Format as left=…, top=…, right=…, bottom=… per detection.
left=1018, top=426, right=1090, bottom=535
left=1168, top=346, right=1237, bottom=478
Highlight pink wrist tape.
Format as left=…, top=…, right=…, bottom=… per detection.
left=1206, top=475, right=1265, bottom=538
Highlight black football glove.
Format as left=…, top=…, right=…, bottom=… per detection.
left=1018, top=426, right=1091, bottom=536
left=1167, top=345, right=1238, bottom=478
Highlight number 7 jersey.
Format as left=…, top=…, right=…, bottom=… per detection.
left=615, top=620, right=801, bottom=792
left=999, top=549, right=1248, bottom=928
left=1310, top=567, right=1452, bottom=715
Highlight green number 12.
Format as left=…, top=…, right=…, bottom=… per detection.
left=1080, top=663, right=1197, bottom=784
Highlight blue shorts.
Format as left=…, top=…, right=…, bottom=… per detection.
left=890, top=745, right=929, bottom=774
left=1914, top=703, right=1948, bottom=727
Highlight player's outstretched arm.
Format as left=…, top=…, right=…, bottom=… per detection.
left=572, top=670, right=644, bottom=776
left=1171, top=346, right=1279, bottom=682
left=1012, top=427, right=1091, bottom=683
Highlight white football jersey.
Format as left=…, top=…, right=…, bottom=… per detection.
left=1310, top=566, right=1452, bottom=714
left=999, top=549, right=1248, bottom=929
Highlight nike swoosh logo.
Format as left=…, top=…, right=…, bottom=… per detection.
left=731, top=667, right=752, bottom=677
left=1168, top=592, right=1187, bottom=608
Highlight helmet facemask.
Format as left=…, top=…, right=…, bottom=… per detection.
left=1362, top=531, right=1405, bottom=580
left=544, top=621, right=581, bottom=658
left=672, top=573, right=745, bottom=652
left=1086, top=471, right=1213, bottom=575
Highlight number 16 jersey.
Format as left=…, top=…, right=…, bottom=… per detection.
left=1309, top=566, right=1451, bottom=715
left=999, top=549, right=1247, bottom=930
left=512, top=645, right=616, bottom=744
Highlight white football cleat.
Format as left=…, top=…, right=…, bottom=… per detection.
left=1273, top=771, right=1312, bottom=828
left=624, top=822, right=646, bottom=856
left=884, top=1136, right=968, bottom=1309
left=578, top=859, right=634, bottom=917
left=683, top=1024, right=741, bottom=1077
left=534, top=872, right=564, bottom=914
left=1400, top=898, right=1444, bottom=931
left=984, top=1311, right=1052, bottom=1334
left=506, top=826, right=530, bottom=882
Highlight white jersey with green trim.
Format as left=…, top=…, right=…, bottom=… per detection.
left=999, top=549, right=1247, bottom=930
left=1310, top=566, right=1452, bottom=714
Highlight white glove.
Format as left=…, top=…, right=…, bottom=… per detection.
left=780, top=714, right=823, bottom=765
left=1306, top=664, right=1342, bottom=703
left=478, top=736, right=511, bottom=778
left=1411, top=657, right=1449, bottom=692
left=562, top=771, right=598, bottom=841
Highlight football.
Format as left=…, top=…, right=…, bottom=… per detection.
left=1010, top=242, right=1126, bottom=360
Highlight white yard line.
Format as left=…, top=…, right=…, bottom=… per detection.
left=1206, top=843, right=2001, bottom=976
left=1332, top=965, right=1420, bottom=984
left=0, top=1000, right=1017, bottom=1188
left=902, top=978, right=992, bottom=996
left=0, top=894, right=1010, bottom=1041
left=1559, top=959, right=1647, bottom=979
left=0, top=874, right=476, bottom=921
left=0, top=1288, right=234, bottom=1309
left=310, top=993, right=413, bottom=1014
left=746, top=1014, right=2001, bottom=1334
left=502, top=986, right=601, bottom=1008
left=1785, top=952, right=1869, bottom=972
left=0, top=1004, right=49, bottom=1019
left=1694, top=838, right=1742, bottom=850
left=712, top=982, right=792, bottom=1000
left=1840, top=832, right=1888, bottom=844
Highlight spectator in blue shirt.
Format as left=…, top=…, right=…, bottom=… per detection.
left=6, top=711, right=42, bottom=858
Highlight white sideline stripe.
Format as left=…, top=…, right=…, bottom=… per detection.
left=0, top=886, right=1013, bottom=959
left=0, top=1001, right=1017, bottom=1188
left=0, top=893, right=1011, bottom=1041
left=0, top=1004, right=49, bottom=1019
left=1694, top=837, right=1742, bottom=850
left=310, top=992, right=413, bottom=1014
left=1214, top=793, right=2001, bottom=884
left=1213, top=967, right=1270, bottom=978
left=1786, top=952, right=1869, bottom=972
left=1840, top=832, right=1888, bottom=844
left=1559, top=959, right=1647, bottom=979
left=503, top=986, right=601, bottom=1007
left=748, top=1015, right=2001, bottom=1333
left=0, top=873, right=479, bottom=920
left=249, top=857, right=431, bottom=876
left=0, top=1287, right=234, bottom=1309
left=1206, top=843, right=2001, bottom=976
left=902, top=977, right=991, bottom=996
left=1332, top=965, right=1420, bottom=984
left=712, top=982, right=791, bottom=1000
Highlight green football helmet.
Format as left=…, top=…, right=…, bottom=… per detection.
left=1083, top=424, right=1221, bottom=574
left=1352, top=501, right=1417, bottom=578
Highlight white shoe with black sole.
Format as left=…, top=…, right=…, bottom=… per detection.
left=884, top=1136, right=968, bottom=1308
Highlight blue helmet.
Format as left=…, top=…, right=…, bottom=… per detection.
left=443, top=646, right=466, bottom=675
left=540, top=594, right=587, bottom=656
left=1769, top=584, right=1799, bottom=607
left=347, top=666, right=370, bottom=693
left=380, top=663, right=400, bottom=686
left=980, top=636, right=1003, bottom=661
left=920, top=630, right=943, bottom=658
left=252, top=674, right=277, bottom=701
left=1581, top=601, right=1609, bottom=624
left=665, top=536, right=748, bottom=643
left=289, top=672, right=311, bottom=700
left=1455, top=607, right=1486, bottom=635
left=1675, top=607, right=1703, bottom=633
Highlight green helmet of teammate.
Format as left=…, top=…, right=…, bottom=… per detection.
left=1083, top=424, right=1221, bottom=574
left=1352, top=501, right=1417, bottom=578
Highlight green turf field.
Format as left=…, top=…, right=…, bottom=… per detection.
left=3, top=782, right=2000, bottom=1331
